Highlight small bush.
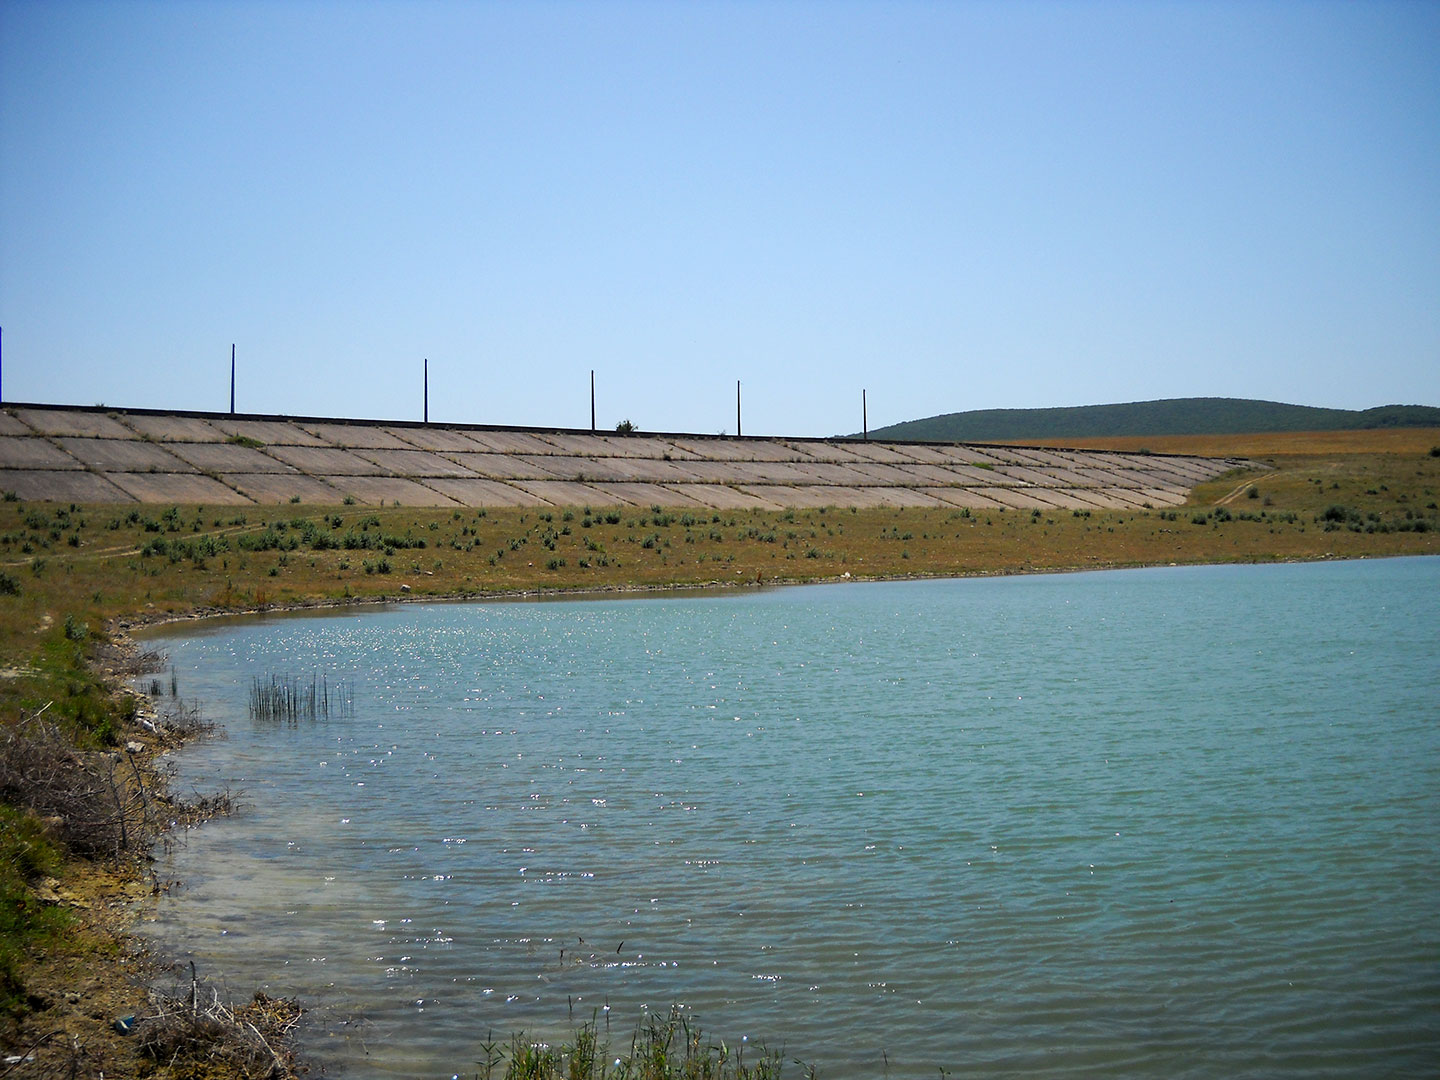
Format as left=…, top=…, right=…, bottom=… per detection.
left=0, top=571, right=19, bottom=596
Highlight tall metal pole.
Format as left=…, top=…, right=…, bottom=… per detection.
left=863, top=389, right=867, bottom=441
left=229, top=344, right=235, bottom=414
left=590, top=370, right=596, bottom=432
left=736, top=380, right=742, bottom=438
left=423, top=358, right=429, bottom=423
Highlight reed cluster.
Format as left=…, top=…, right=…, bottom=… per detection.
left=474, top=1007, right=804, bottom=1080
left=247, top=673, right=354, bottom=723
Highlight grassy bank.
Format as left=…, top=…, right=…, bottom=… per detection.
left=0, top=432, right=1436, bottom=1075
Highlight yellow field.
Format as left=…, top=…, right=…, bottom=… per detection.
left=996, top=426, right=1440, bottom=457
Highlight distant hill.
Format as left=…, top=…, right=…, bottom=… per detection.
left=855, top=398, right=1440, bottom=443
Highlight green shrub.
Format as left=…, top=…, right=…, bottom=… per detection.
left=0, top=806, right=71, bottom=1016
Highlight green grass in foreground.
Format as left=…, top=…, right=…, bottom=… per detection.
left=471, top=1008, right=803, bottom=1079
left=0, top=805, right=70, bottom=1017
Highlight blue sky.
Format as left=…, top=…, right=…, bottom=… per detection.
left=2, top=0, right=1436, bottom=437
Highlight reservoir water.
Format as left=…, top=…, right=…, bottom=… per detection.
left=142, top=558, right=1440, bottom=1078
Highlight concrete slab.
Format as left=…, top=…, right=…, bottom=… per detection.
left=1110, top=467, right=1184, bottom=489
left=54, top=438, right=198, bottom=473
left=319, top=476, right=460, bottom=507
left=1021, top=466, right=1096, bottom=487
left=530, top=433, right=619, bottom=456
left=515, top=456, right=643, bottom=483
left=0, top=469, right=136, bottom=502
left=604, top=437, right=704, bottom=459
left=0, top=409, right=1243, bottom=510
left=352, top=449, right=480, bottom=478
left=463, top=430, right=569, bottom=455
left=661, top=438, right=753, bottom=461
left=849, top=485, right=950, bottom=508
left=784, top=441, right=864, bottom=463
left=166, top=443, right=298, bottom=474
left=391, top=427, right=494, bottom=452
left=841, top=462, right=935, bottom=485
left=982, top=488, right=1056, bottom=510
left=587, top=482, right=711, bottom=507
left=931, top=445, right=1010, bottom=467
left=223, top=474, right=349, bottom=505
left=735, top=484, right=831, bottom=507
left=304, top=423, right=414, bottom=449
left=992, top=466, right=1066, bottom=487
left=833, top=442, right=922, bottom=465
left=106, top=472, right=251, bottom=505
left=1131, top=456, right=1220, bottom=483
left=656, top=459, right=751, bottom=483
left=1014, top=488, right=1083, bottom=510
left=0, top=413, right=37, bottom=436
left=265, top=446, right=387, bottom=476
left=782, top=462, right=880, bottom=485
left=1003, top=448, right=1074, bottom=468
left=715, top=461, right=816, bottom=484
left=882, top=443, right=961, bottom=465
left=13, top=409, right=138, bottom=438
left=732, top=484, right=865, bottom=509
left=918, top=464, right=1003, bottom=485
left=1095, top=489, right=1158, bottom=509
left=0, top=438, right=84, bottom=470
left=1134, top=486, right=1188, bottom=507
left=211, top=419, right=329, bottom=446
left=1064, top=488, right=1138, bottom=510
left=667, top=483, right=785, bottom=510
left=1070, top=468, right=1133, bottom=487
left=584, top=457, right=695, bottom=483
left=443, top=453, right=567, bottom=481
left=918, top=487, right=1010, bottom=510
left=878, top=463, right=983, bottom=486
left=421, top=478, right=552, bottom=507
left=667, top=438, right=802, bottom=462
left=768, top=484, right=945, bottom=508
left=991, top=446, right=1059, bottom=467
left=122, top=415, right=229, bottom=442
left=509, top=480, right=631, bottom=506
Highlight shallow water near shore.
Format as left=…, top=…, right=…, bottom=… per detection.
left=141, top=558, right=1440, bottom=1078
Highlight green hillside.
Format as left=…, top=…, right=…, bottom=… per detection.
left=856, top=398, right=1440, bottom=442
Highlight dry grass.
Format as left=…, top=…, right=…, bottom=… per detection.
left=993, top=426, right=1440, bottom=457
left=135, top=970, right=303, bottom=1080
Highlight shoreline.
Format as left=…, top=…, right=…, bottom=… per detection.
left=2, top=441, right=1435, bottom=1070
left=117, top=546, right=1426, bottom=641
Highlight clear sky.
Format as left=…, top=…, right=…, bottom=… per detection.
left=1, top=0, right=1436, bottom=437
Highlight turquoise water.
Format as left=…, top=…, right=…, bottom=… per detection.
left=142, top=559, right=1440, bottom=1078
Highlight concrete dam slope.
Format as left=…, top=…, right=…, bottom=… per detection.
left=0, top=404, right=1250, bottom=511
